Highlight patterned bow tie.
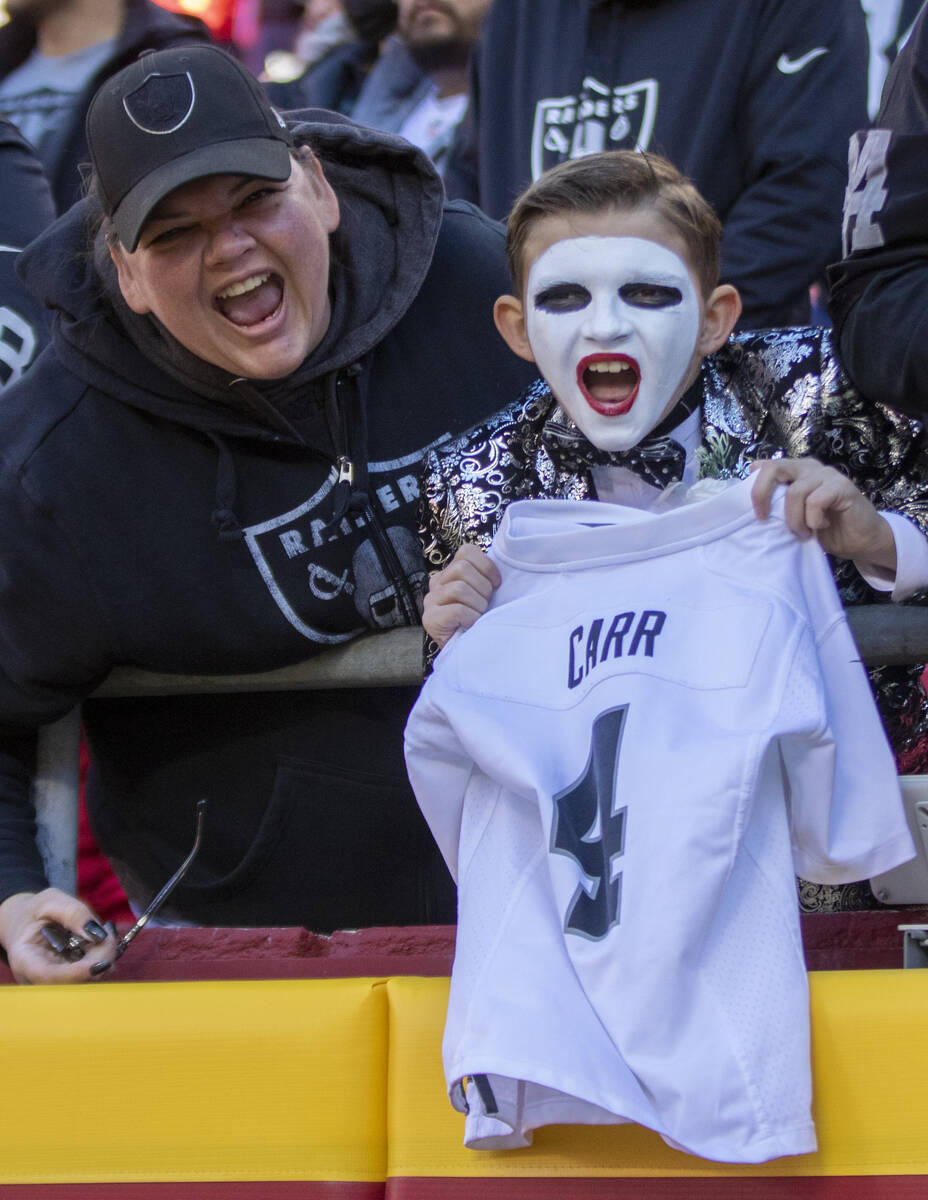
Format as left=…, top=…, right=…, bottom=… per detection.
left=545, top=427, right=687, bottom=488
left=541, top=377, right=702, bottom=489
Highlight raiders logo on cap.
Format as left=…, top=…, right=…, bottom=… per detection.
left=123, top=71, right=196, bottom=136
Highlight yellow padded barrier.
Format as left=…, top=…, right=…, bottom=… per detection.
left=385, top=971, right=928, bottom=1179
left=3, top=970, right=926, bottom=1187
left=0, top=978, right=387, bottom=1186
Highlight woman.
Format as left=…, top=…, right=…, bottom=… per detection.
left=0, top=43, right=533, bottom=983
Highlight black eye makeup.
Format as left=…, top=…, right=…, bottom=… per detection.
left=619, top=282, right=683, bottom=308
left=533, top=283, right=592, bottom=313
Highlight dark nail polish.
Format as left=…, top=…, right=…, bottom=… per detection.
left=83, top=920, right=107, bottom=943
left=41, top=922, right=72, bottom=955
left=89, top=961, right=112, bottom=977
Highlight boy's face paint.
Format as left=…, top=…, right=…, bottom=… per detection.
left=525, top=235, right=701, bottom=450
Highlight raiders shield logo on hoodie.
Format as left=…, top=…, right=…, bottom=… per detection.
left=530, top=76, right=658, bottom=179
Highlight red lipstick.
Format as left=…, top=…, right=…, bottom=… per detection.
left=577, top=353, right=640, bottom=415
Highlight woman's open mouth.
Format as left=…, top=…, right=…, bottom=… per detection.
left=577, top=354, right=640, bottom=415
left=214, top=272, right=284, bottom=328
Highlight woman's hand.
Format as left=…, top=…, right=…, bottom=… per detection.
left=0, top=888, right=116, bottom=984
left=750, top=458, right=896, bottom=578
left=423, top=543, right=502, bottom=648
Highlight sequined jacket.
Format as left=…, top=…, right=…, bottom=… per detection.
left=419, top=327, right=928, bottom=911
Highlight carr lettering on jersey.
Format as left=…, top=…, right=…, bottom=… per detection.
left=450, top=596, right=773, bottom=708
left=568, top=609, right=667, bottom=689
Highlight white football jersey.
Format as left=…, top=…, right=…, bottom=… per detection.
left=404, top=479, right=916, bottom=1163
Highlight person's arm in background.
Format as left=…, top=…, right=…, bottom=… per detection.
left=828, top=5, right=928, bottom=418
left=0, top=452, right=119, bottom=984
left=721, top=0, right=869, bottom=328
left=440, top=35, right=481, bottom=205
left=0, top=120, right=56, bottom=390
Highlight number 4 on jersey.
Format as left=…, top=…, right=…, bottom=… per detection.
left=842, top=129, right=890, bottom=258
left=551, top=705, right=628, bottom=940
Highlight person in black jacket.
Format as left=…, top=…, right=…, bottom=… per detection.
left=0, top=118, right=55, bottom=391
left=829, top=3, right=928, bottom=418
left=0, top=0, right=211, bottom=214
left=0, top=43, right=534, bottom=984
left=443, top=0, right=869, bottom=330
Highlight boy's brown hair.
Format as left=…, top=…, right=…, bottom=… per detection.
left=506, top=150, right=722, bottom=298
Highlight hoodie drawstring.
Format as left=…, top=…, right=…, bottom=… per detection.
left=207, top=431, right=245, bottom=541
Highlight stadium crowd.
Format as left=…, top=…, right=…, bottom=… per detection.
left=0, top=0, right=926, bottom=984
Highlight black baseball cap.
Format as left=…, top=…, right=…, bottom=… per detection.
left=87, top=44, right=294, bottom=252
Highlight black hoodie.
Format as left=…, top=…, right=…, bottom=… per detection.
left=443, top=0, right=869, bottom=329
left=0, top=114, right=534, bottom=929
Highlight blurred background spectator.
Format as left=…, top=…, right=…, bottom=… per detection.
left=0, top=0, right=211, bottom=213
left=156, top=0, right=240, bottom=46
left=443, top=0, right=870, bottom=331
left=238, top=0, right=303, bottom=69
left=860, top=0, right=923, bottom=117
left=265, top=0, right=487, bottom=175
left=262, top=0, right=353, bottom=82
left=264, top=1, right=398, bottom=116
left=348, top=0, right=489, bottom=174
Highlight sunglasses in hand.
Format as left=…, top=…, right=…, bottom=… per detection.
left=40, top=799, right=207, bottom=975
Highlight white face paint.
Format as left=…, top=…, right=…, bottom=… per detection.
left=525, top=235, right=701, bottom=450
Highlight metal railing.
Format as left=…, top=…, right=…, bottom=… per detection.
left=33, top=626, right=424, bottom=893
left=32, top=607, right=928, bottom=893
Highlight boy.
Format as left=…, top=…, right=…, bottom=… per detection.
left=403, top=151, right=923, bottom=1159
left=419, top=152, right=928, bottom=917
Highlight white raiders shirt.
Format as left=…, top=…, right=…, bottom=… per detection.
left=404, top=479, right=916, bottom=1163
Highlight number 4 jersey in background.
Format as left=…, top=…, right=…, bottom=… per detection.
left=404, top=480, right=916, bottom=1163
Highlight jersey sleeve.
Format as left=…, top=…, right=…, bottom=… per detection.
left=403, top=676, right=475, bottom=882
left=782, top=538, right=916, bottom=883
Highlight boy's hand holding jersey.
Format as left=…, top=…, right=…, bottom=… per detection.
left=425, top=460, right=899, bottom=648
